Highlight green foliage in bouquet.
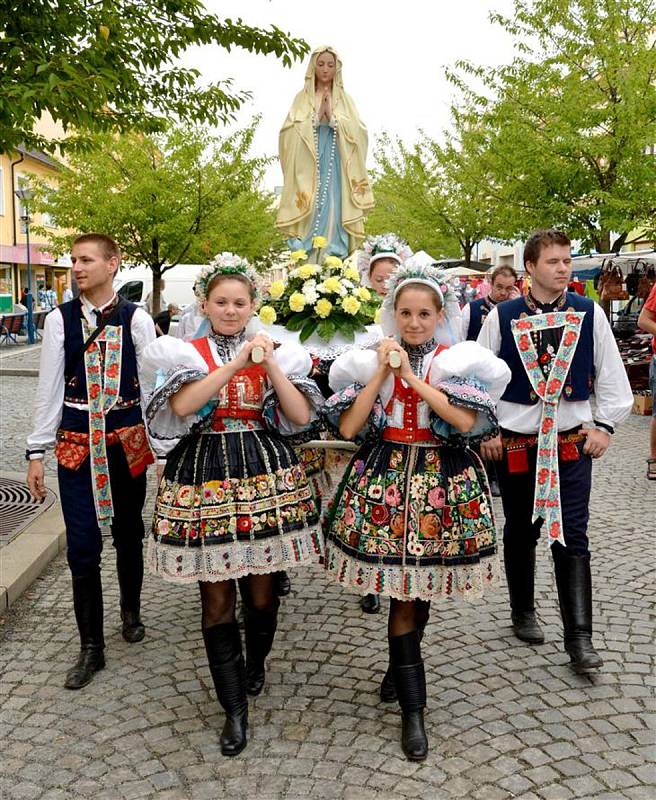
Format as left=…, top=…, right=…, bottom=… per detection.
left=258, top=240, right=380, bottom=343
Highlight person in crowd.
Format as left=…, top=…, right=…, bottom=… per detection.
left=26, top=233, right=156, bottom=689
left=175, top=299, right=205, bottom=341
left=478, top=229, right=633, bottom=672
left=322, top=263, right=510, bottom=761
left=462, top=266, right=518, bottom=341
left=153, top=303, right=180, bottom=337
left=42, top=282, right=58, bottom=311
left=637, top=281, right=656, bottom=480
left=462, top=265, right=519, bottom=496
left=62, top=285, right=74, bottom=303
left=141, top=254, right=323, bottom=757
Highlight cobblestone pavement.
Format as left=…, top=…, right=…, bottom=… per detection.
left=1, top=373, right=654, bottom=799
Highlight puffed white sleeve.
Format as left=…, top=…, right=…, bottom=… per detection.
left=321, top=348, right=391, bottom=442
left=141, top=336, right=209, bottom=454
left=262, top=342, right=324, bottom=436
left=327, top=349, right=380, bottom=393
left=428, top=340, right=512, bottom=440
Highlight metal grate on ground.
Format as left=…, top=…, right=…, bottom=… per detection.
left=0, top=476, right=56, bottom=547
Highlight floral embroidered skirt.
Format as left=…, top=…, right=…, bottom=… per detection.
left=151, top=429, right=323, bottom=583
left=323, top=438, right=499, bottom=601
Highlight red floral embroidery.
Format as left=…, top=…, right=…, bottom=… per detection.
left=518, top=335, right=530, bottom=352
left=371, top=504, right=390, bottom=525
left=89, top=383, right=101, bottom=399
left=237, top=516, right=252, bottom=532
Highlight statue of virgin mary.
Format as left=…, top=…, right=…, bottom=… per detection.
left=276, top=46, right=374, bottom=258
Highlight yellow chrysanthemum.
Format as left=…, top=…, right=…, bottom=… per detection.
left=342, top=296, right=362, bottom=316
left=343, top=266, right=360, bottom=282
left=269, top=280, right=285, bottom=300
left=356, top=286, right=372, bottom=301
left=291, top=249, right=308, bottom=262
left=315, top=298, right=333, bottom=319
left=289, top=292, right=307, bottom=312
left=321, top=276, right=343, bottom=294
left=323, top=255, right=343, bottom=268
left=258, top=306, right=277, bottom=325
left=298, top=263, right=319, bottom=279
left=312, top=235, right=328, bottom=249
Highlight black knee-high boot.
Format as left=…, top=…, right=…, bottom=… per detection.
left=380, top=620, right=427, bottom=703
left=390, top=631, right=428, bottom=762
left=243, top=601, right=279, bottom=696
left=504, top=543, right=545, bottom=644
left=203, top=622, right=248, bottom=756
left=116, top=550, right=145, bottom=643
left=553, top=547, right=603, bottom=674
left=64, top=570, right=105, bottom=690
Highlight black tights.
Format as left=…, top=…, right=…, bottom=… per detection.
left=388, top=598, right=431, bottom=637
left=199, top=574, right=277, bottom=629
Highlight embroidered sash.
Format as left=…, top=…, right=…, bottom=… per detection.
left=510, top=311, right=585, bottom=547
left=83, top=322, right=122, bottom=522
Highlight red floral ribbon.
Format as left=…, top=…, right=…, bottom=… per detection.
left=510, top=311, right=585, bottom=547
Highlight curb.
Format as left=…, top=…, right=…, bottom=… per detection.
left=0, top=369, right=39, bottom=377
left=0, top=470, right=66, bottom=611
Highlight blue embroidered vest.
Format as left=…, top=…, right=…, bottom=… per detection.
left=466, top=297, right=492, bottom=341
left=498, top=293, right=595, bottom=404
left=59, top=299, right=143, bottom=432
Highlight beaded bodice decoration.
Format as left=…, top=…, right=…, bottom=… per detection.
left=383, top=342, right=446, bottom=444
left=191, top=336, right=266, bottom=431
left=208, top=329, right=247, bottom=364
left=402, top=338, right=437, bottom=376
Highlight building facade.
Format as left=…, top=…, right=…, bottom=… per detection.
left=0, top=145, right=71, bottom=311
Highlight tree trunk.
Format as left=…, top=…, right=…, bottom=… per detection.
left=151, top=268, right=162, bottom=316
left=598, top=230, right=611, bottom=254
left=462, top=241, right=473, bottom=267
left=611, top=232, right=628, bottom=254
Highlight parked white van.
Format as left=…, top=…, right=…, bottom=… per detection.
left=113, top=263, right=202, bottom=310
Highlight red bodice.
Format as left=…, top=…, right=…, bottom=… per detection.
left=191, top=337, right=266, bottom=431
left=382, top=345, right=447, bottom=444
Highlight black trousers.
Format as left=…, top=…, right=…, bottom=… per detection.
left=58, top=442, right=147, bottom=577
left=497, top=439, right=592, bottom=557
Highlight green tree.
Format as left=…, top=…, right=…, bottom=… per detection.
left=31, top=121, right=283, bottom=312
left=449, top=0, right=656, bottom=253
left=368, top=129, right=503, bottom=265
left=0, top=0, right=307, bottom=154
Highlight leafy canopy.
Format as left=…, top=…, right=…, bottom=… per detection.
left=30, top=120, right=284, bottom=278
left=0, top=0, right=308, bottom=153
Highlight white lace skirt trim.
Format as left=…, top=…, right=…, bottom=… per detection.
left=148, top=525, right=324, bottom=584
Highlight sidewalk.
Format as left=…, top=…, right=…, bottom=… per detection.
left=0, top=342, right=41, bottom=376
left=0, top=414, right=653, bottom=800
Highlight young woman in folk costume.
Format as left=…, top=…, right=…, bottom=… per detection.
left=322, top=263, right=510, bottom=760
left=142, top=255, right=323, bottom=757
left=355, top=233, right=413, bottom=614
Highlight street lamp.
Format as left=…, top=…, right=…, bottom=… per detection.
left=14, top=186, right=35, bottom=344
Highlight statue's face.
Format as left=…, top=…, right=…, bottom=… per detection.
left=315, top=52, right=336, bottom=85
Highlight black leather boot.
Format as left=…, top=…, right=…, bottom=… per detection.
left=553, top=547, right=603, bottom=674
left=116, top=550, right=145, bottom=643
left=244, top=601, right=279, bottom=696
left=380, top=621, right=427, bottom=703
left=64, top=571, right=105, bottom=690
left=504, top=544, right=545, bottom=644
left=203, top=623, right=248, bottom=756
left=274, top=571, right=291, bottom=597
left=390, top=631, right=428, bottom=762
left=361, top=593, right=380, bottom=614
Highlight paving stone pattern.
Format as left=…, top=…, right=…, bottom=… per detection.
left=0, top=373, right=654, bottom=799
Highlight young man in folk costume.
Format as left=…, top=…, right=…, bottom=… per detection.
left=26, top=233, right=156, bottom=689
left=478, top=229, right=633, bottom=673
